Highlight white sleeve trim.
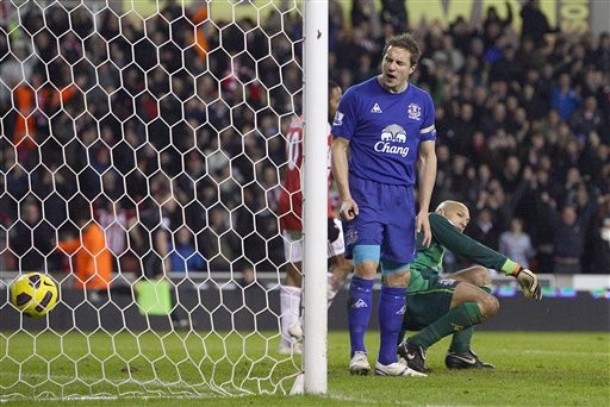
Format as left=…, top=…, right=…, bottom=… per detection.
left=420, top=124, right=436, bottom=134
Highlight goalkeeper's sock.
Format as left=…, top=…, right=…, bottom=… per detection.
left=445, top=284, right=490, bottom=353
left=280, top=285, right=301, bottom=346
left=448, top=287, right=490, bottom=353
left=377, top=286, right=406, bottom=365
left=449, top=327, right=474, bottom=355
left=410, top=302, right=485, bottom=349
left=348, top=276, right=374, bottom=357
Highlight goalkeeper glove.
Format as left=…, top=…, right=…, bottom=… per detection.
left=514, top=268, right=542, bottom=300
left=327, top=218, right=340, bottom=243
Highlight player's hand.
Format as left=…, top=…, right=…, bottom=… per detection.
left=327, top=218, right=340, bottom=242
left=340, top=198, right=358, bottom=221
left=515, top=268, right=542, bottom=300
left=416, top=212, right=432, bottom=247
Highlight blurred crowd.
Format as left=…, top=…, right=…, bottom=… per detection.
left=0, top=0, right=608, bottom=283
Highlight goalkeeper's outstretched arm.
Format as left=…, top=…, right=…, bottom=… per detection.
left=429, top=203, right=543, bottom=301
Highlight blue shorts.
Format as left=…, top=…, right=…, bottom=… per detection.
left=344, top=175, right=416, bottom=264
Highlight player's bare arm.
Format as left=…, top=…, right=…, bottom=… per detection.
left=331, top=136, right=358, bottom=220
left=416, top=139, right=437, bottom=247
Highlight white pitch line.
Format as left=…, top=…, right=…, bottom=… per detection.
left=0, top=371, right=216, bottom=391
left=1, top=393, right=224, bottom=403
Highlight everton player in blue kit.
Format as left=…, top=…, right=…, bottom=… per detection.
left=331, top=33, right=437, bottom=377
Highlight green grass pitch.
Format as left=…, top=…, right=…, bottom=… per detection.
left=1, top=330, right=608, bottom=406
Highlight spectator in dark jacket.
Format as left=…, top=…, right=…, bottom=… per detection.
left=520, top=0, right=559, bottom=47
left=551, top=200, right=597, bottom=274
left=9, top=198, right=58, bottom=271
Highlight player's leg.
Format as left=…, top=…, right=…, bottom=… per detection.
left=347, top=246, right=378, bottom=375
left=397, top=272, right=451, bottom=372
left=451, top=265, right=492, bottom=290
left=328, top=254, right=352, bottom=306
left=342, top=177, right=381, bottom=374
left=399, top=272, right=497, bottom=372
left=327, top=218, right=352, bottom=307
left=375, top=263, right=425, bottom=376
left=446, top=266, right=495, bottom=369
left=425, top=279, right=498, bottom=340
left=279, top=230, right=303, bottom=355
left=380, top=265, right=411, bottom=368
left=345, top=177, right=422, bottom=376
left=287, top=218, right=353, bottom=342
left=447, top=266, right=492, bottom=354
left=374, top=184, right=423, bottom=376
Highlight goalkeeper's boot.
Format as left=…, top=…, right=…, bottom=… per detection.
left=375, top=360, right=427, bottom=377
left=349, top=351, right=371, bottom=375
left=445, top=350, right=495, bottom=370
left=397, top=339, right=427, bottom=373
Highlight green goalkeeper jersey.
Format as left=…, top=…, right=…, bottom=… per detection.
left=409, top=213, right=519, bottom=291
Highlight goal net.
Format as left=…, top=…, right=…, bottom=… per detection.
left=0, top=0, right=312, bottom=401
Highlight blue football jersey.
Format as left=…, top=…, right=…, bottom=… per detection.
left=331, top=77, right=436, bottom=186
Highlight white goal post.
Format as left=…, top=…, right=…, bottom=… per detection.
left=302, top=0, right=329, bottom=395
left=0, top=0, right=329, bottom=401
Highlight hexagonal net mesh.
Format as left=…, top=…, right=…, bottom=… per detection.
left=1, top=0, right=305, bottom=401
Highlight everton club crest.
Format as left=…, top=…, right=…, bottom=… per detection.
left=407, top=103, right=421, bottom=120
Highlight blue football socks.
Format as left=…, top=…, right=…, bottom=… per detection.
left=378, top=286, right=406, bottom=365
left=348, top=276, right=374, bottom=357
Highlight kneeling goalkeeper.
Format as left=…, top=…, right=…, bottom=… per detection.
left=398, top=200, right=542, bottom=373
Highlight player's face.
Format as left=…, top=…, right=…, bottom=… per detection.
left=443, top=204, right=471, bottom=233
left=329, top=86, right=342, bottom=122
left=379, top=46, right=416, bottom=93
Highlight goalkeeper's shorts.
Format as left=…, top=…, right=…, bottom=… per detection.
left=403, top=269, right=459, bottom=331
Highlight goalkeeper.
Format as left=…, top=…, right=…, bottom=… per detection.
left=397, top=200, right=541, bottom=373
